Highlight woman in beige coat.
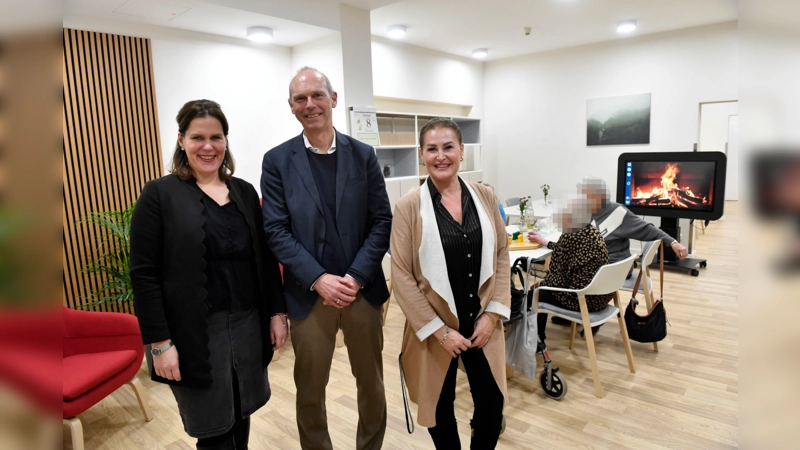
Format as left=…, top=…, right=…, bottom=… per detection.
left=390, top=118, right=511, bottom=449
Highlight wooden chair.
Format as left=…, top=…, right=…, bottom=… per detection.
left=620, top=240, right=661, bottom=352
left=534, top=254, right=637, bottom=398
left=381, top=253, right=393, bottom=325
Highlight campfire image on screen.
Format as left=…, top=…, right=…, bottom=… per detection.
left=629, top=161, right=715, bottom=210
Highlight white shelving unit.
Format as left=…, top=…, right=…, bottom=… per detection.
left=374, top=111, right=483, bottom=210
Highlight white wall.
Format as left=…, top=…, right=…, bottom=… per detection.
left=371, top=37, right=489, bottom=182
left=339, top=4, right=375, bottom=112
left=371, top=37, right=484, bottom=118
left=291, top=35, right=348, bottom=133
left=484, top=22, right=738, bottom=207
left=63, top=14, right=299, bottom=190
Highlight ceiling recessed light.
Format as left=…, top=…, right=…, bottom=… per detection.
left=472, top=48, right=488, bottom=59
left=387, top=25, right=407, bottom=40
left=617, top=20, right=637, bottom=34
left=247, top=26, right=273, bottom=43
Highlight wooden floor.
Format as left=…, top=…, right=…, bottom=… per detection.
left=65, top=202, right=738, bottom=449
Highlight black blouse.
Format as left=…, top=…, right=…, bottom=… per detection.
left=428, top=177, right=483, bottom=336
left=196, top=183, right=260, bottom=312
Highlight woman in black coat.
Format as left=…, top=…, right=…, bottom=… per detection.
left=130, top=99, right=286, bottom=450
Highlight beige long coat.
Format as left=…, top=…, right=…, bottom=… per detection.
left=390, top=179, right=511, bottom=428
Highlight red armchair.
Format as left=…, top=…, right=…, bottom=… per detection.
left=62, top=306, right=152, bottom=450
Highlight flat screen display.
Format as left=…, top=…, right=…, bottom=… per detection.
left=617, top=152, right=726, bottom=221
left=623, top=160, right=716, bottom=212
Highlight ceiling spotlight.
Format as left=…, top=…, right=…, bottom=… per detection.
left=247, top=26, right=273, bottom=43
left=616, top=20, right=637, bottom=34
left=472, top=48, right=488, bottom=59
left=387, top=25, right=407, bottom=40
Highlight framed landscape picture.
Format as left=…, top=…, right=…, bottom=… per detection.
left=587, top=93, right=651, bottom=146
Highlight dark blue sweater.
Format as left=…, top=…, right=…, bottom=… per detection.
left=307, top=151, right=349, bottom=277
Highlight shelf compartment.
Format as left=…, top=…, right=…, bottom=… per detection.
left=377, top=113, right=416, bottom=146
left=376, top=146, right=418, bottom=179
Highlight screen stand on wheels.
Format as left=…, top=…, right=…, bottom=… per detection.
left=651, top=217, right=707, bottom=277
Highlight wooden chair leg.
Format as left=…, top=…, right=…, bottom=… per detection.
left=126, top=376, right=153, bottom=422
left=568, top=322, right=577, bottom=349
left=63, top=417, right=84, bottom=450
left=382, top=294, right=390, bottom=325
left=613, top=292, right=636, bottom=373
left=579, top=297, right=603, bottom=398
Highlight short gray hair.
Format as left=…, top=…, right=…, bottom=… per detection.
left=288, top=66, right=334, bottom=102
left=577, top=177, right=608, bottom=197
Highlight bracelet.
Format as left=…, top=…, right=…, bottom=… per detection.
left=272, top=313, right=288, bottom=327
left=438, top=328, right=450, bottom=346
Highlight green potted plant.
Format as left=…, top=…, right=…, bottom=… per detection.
left=79, top=202, right=136, bottom=310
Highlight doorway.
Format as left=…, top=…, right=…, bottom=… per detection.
left=698, top=100, right=738, bottom=201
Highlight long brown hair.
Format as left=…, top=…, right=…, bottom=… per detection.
left=171, top=99, right=235, bottom=181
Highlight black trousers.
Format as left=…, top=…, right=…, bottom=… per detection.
left=428, top=347, right=504, bottom=450
left=536, top=289, right=564, bottom=344
left=196, top=370, right=250, bottom=450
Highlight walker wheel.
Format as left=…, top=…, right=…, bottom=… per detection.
left=691, top=269, right=700, bottom=277
left=700, top=261, right=707, bottom=268
left=540, top=369, right=567, bottom=400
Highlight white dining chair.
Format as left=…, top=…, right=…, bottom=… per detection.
left=534, top=254, right=637, bottom=398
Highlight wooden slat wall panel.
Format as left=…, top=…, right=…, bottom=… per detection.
left=63, top=28, right=163, bottom=312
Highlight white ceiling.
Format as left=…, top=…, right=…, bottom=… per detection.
left=370, top=0, right=738, bottom=61
left=64, top=0, right=738, bottom=60
left=63, top=0, right=338, bottom=47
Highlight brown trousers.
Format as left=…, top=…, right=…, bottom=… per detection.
left=290, top=293, right=387, bottom=450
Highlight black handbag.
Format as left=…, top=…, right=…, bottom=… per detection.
left=624, top=241, right=669, bottom=343
left=507, top=258, right=527, bottom=324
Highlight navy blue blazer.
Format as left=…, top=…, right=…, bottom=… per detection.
left=260, top=131, right=392, bottom=319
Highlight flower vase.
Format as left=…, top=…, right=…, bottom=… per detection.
left=518, top=217, right=527, bottom=234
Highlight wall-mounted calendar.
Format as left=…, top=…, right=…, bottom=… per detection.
left=348, top=106, right=381, bottom=146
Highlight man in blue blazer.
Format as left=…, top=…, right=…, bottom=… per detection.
left=261, top=67, right=392, bottom=450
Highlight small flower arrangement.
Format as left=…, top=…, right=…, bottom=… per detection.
left=518, top=196, right=528, bottom=216
left=541, top=184, right=550, bottom=204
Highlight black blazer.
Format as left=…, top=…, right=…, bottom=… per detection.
left=130, top=174, right=285, bottom=388
left=260, top=131, right=392, bottom=319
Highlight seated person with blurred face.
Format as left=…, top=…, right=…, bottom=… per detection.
left=527, top=194, right=610, bottom=340
left=578, top=177, right=688, bottom=268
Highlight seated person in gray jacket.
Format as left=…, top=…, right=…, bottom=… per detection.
left=579, top=177, right=689, bottom=268
left=543, top=177, right=690, bottom=334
